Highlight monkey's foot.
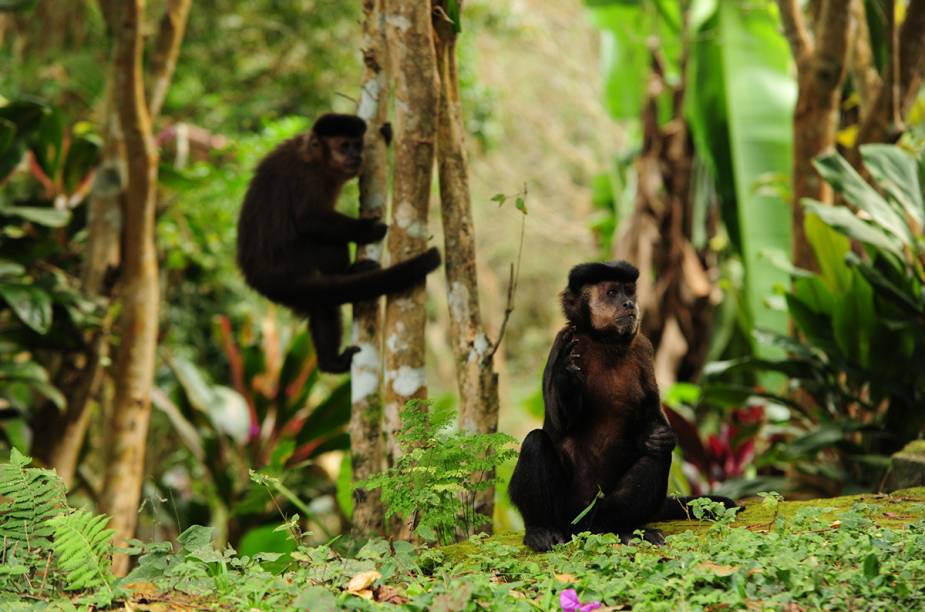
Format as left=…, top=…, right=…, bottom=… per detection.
left=618, top=527, right=665, bottom=546
left=523, top=527, right=568, bottom=552
left=318, top=346, right=362, bottom=373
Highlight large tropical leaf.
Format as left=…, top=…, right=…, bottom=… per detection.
left=858, top=144, right=924, bottom=229
left=686, top=1, right=794, bottom=348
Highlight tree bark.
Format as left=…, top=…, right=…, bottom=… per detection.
left=33, top=0, right=191, bottom=489
left=99, top=0, right=161, bottom=577
left=854, top=0, right=925, bottom=149
left=381, top=0, right=439, bottom=468
left=147, top=0, right=192, bottom=119
left=349, top=0, right=389, bottom=536
left=432, top=0, right=500, bottom=531
left=777, top=0, right=851, bottom=271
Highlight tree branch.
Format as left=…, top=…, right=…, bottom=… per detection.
left=147, top=0, right=192, bottom=120
left=849, top=0, right=882, bottom=120
left=776, top=0, right=813, bottom=63
left=898, top=0, right=925, bottom=114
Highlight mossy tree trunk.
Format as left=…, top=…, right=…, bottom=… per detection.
left=381, top=0, right=440, bottom=472
left=349, top=0, right=389, bottom=536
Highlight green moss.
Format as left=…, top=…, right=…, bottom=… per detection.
left=443, top=488, right=925, bottom=556
left=898, top=440, right=925, bottom=455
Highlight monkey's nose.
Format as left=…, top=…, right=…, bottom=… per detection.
left=623, top=301, right=634, bottom=309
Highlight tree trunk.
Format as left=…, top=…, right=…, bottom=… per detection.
left=432, top=0, right=500, bottom=531
left=349, top=0, right=389, bottom=536
left=854, top=1, right=925, bottom=150
left=99, top=0, right=161, bottom=577
left=776, top=0, right=851, bottom=272
left=381, top=0, right=440, bottom=468
left=32, top=0, right=191, bottom=490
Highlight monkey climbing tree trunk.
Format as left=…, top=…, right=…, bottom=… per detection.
left=381, top=0, right=440, bottom=468
left=432, top=0, right=501, bottom=531
left=349, top=0, right=389, bottom=536
left=776, top=0, right=851, bottom=272
left=99, top=0, right=161, bottom=577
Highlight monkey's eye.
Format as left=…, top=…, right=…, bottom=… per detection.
left=607, top=288, right=618, bottom=297
left=625, top=285, right=636, bottom=296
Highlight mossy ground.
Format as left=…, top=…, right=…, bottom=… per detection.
left=441, top=487, right=925, bottom=561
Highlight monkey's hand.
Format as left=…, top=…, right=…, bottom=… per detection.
left=641, top=421, right=677, bottom=456
left=355, top=218, right=388, bottom=245
left=380, top=122, right=393, bottom=146
left=563, top=328, right=583, bottom=383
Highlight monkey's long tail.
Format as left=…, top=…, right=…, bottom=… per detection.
left=267, top=247, right=442, bottom=307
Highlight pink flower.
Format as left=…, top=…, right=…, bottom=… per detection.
left=560, top=588, right=601, bottom=612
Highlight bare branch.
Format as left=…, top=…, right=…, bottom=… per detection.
left=776, top=0, right=814, bottom=63
left=147, top=0, right=192, bottom=120
left=849, top=0, right=882, bottom=120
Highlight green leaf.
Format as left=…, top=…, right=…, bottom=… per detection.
left=812, top=152, right=912, bottom=247
left=0, top=282, right=53, bottom=333
left=687, top=1, right=794, bottom=350
left=0, top=204, right=71, bottom=227
left=804, top=212, right=851, bottom=294
left=296, top=381, right=351, bottom=447
left=863, top=553, right=880, bottom=580
left=514, top=196, right=527, bottom=214
left=46, top=510, right=115, bottom=592
left=0, top=118, right=15, bottom=155
left=803, top=201, right=904, bottom=259
left=0, top=259, right=25, bottom=277
left=30, top=106, right=64, bottom=179
left=0, top=0, right=38, bottom=10
left=859, top=144, right=924, bottom=228
left=61, top=133, right=102, bottom=194
left=587, top=3, right=652, bottom=120
left=832, top=269, right=876, bottom=368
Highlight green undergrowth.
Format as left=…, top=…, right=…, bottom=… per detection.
left=2, top=474, right=925, bottom=610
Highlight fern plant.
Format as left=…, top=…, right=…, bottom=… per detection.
left=45, top=510, right=115, bottom=592
left=0, top=448, right=67, bottom=549
left=360, top=400, right=517, bottom=544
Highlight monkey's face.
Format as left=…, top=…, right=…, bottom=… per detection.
left=586, top=281, right=639, bottom=338
left=324, top=136, right=364, bottom=178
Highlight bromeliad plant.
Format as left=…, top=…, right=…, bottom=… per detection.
left=702, top=144, right=925, bottom=495
left=154, top=312, right=351, bottom=547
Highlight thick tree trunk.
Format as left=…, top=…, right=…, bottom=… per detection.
left=99, top=0, right=161, bottom=577
left=381, top=0, right=439, bottom=467
left=777, top=0, right=851, bottom=272
left=349, top=0, right=388, bottom=536
left=432, top=0, right=500, bottom=531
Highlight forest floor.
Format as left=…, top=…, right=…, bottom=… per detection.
left=66, top=487, right=925, bottom=611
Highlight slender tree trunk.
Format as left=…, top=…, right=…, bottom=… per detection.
left=147, top=0, right=192, bottom=119
left=99, top=0, right=161, bottom=577
left=776, top=0, right=851, bottom=272
left=349, top=0, right=389, bottom=536
left=432, top=0, right=500, bottom=530
left=381, top=0, right=440, bottom=468
left=33, top=0, right=191, bottom=490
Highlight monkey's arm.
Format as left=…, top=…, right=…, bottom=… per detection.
left=542, top=327, right=583, bottom=435
left=295, top=211, right=387, bottom=245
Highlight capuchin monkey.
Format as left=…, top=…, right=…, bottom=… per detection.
left=509, top=260, right=737, bottom=551
left=236, top=113, right=441, bottom=373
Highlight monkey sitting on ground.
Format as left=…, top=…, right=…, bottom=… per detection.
left=236, top=113, right=441, bottom=373
left=508, top=260, right=736, bottom=551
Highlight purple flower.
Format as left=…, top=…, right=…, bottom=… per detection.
left=560, top=588, right=601, bottom=612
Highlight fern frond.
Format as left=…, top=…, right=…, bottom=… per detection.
left=0, top=448, right=67, bottom=548
left=46, top=510, right=115, bottom=592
